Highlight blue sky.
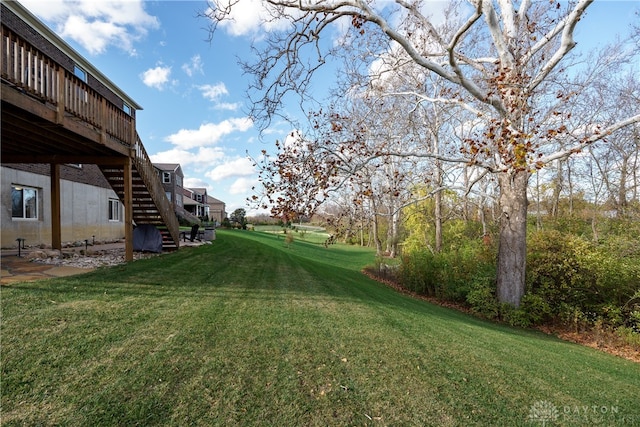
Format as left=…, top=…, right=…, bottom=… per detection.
left=18, top=0, right=639, bottom=216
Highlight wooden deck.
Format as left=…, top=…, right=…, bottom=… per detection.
left=1, top=7, right=180, bottom=259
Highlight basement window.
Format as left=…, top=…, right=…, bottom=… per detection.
left=108, top=199, right=121, bottom=222
left=12, top=185, right=38, bottom=220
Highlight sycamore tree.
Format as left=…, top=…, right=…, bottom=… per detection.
left=205, top=0, right=640, bottom=306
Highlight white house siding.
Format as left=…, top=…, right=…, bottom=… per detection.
left=1, top=167, right=124, bottom=248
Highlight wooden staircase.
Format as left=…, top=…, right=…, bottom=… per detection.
left=99, top=134, right=181, bottom=250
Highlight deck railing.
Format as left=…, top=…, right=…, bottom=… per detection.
left=1, top=26, right=134, bottom=147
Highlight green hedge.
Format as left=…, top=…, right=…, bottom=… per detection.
left=399, top=227, right=640, bottom=336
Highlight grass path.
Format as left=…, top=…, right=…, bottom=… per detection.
left=2, top=230, right=639, bottom=426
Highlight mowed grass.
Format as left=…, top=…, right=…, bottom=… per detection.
left=2, top=230, right=639, bottom=426
left=253, top=224, right=331, bottom=245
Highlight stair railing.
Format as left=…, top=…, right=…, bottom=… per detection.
left=132, top=134, right=180, bottom=246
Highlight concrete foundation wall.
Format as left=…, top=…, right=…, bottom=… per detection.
left=1, top=167, right=125, bottom=248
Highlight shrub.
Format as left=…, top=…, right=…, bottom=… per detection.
left=399, top=239, right=495, bottom=302
left=500, top=304, right=532, bottom=328
left=284, top=231, right=294, bottom=247
left=517, top=293, right=553, bottom=325
left=466, top=276, right=500, bottom=320
left=399, top=249, right=440, bottom=296
left=616, top=327, right=640, bottom=350
left=526, top=230, right=639, bottom=326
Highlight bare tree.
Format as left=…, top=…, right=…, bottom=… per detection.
left=585, top=71, right=640, bottom=218
left=206, top=0, right=640, bottom=306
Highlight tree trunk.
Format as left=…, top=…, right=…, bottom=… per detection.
left=567, top=160, right=574, bottom=216
left=434, top=188, right=443, bottom=253
left=617, top=156, right=628, bottom=217
left=434, top=158, right=443, bottom=253
left=535, top=172, right=542, bottom=231
left=388, top=210, right=400, bottom=258
left=551, top=160, right=563, bottom=218
left=496, top=170, right=529, bottom=307
left=370, top=200, right=383, bottom=256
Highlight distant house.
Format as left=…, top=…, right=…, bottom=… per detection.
left=182, top=187, right=227, bottom=224
left=182, top=187, right=208, bottom=219
left=154, top=163, right=184, bottom=210
left=153, top=163, right=197, bottom=224
left=205, top=194, right=227, bottom=225
left=152, top=164, right=226, bottom=225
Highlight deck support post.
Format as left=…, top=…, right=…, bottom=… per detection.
left=123, top=156, right=134, bottom=262
left=50, top=163, right=62, bottom=250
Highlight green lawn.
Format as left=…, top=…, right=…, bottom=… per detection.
left=2, top=230, right=639, bottom=426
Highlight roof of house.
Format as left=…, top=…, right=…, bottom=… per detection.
left=154, top=163, right=182, bottom=174
left=206, top=195, right=225, bottom=205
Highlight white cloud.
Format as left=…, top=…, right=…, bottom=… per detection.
left=206, top=157, right=256, bottom=181
left=149, top=148, right=199, bottom=165
left=165, top=118, right=253, bottom=149
left=206, top=0, right=291, bottom=37
left=229, top=177, right=259, bottom=195
left=21, top=0, right=159, bottom=55
left=150, top=147, right=226, bottom=167
left=61, top=16, right=127, bottom=54
left=140, top=65, right=172, bottom=90
left=215, top=102, right=242, bottom=111
left=195, top=147, right=227, bottom=164
left=199, top=83, right=229, bottom=102
left=183, top=177, right=211, bottom=190
left=182, top=55, right=204, bottom=77
left=283, top=129, right=303, bottom=148
left=19, top=0, right=68, bottom=20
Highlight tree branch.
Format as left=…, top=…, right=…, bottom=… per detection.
left=527, top=0, right=593, bottom=92
left=539, top=113, right=640, bottom=165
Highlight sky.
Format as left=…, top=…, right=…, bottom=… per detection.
left=17, top=0, right=639, bottom=216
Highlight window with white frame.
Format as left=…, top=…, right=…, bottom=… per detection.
left=162, top=172, right=171, bottom=184
left=11, top=185, right=38, bottom=219
left=108, top=199, right=121, bottom=221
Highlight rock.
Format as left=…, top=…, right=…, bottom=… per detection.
left=30, top=248, right=160, bottom=269
left=45, top=249, right=62, bottom=258
left=27, top=250, right=48, bottom=260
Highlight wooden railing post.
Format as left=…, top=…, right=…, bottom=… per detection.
left=56, top=67, right=65, bottom=124
left=100, top=97, right=107, bottom=144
